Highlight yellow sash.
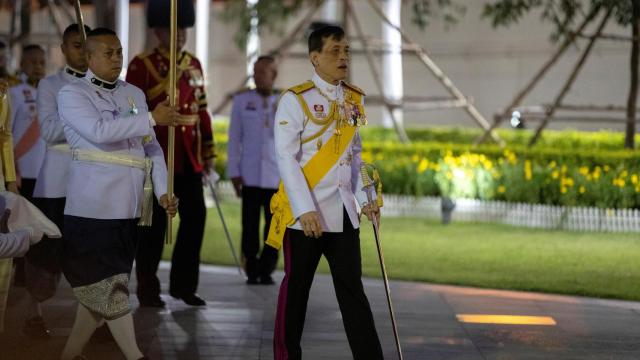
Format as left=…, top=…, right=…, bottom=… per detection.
left=266, top=124, right=357, bottom=250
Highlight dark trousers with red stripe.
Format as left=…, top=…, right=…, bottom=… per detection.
left=273, top=209, right=383, bottom=360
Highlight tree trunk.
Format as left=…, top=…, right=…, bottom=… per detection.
left=625, top=0, right=640, bottom=149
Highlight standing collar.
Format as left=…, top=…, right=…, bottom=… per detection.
left=311, top=71, right=343, bottom=100
left=86, top=70, right=118, bottom=91
left=65, top=66, right=86, bottom=78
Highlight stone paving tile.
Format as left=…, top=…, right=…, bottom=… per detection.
left=2, top=264, right=640, bottom=359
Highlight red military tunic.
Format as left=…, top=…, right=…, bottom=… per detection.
left=126, top=48, right=215, bottom=174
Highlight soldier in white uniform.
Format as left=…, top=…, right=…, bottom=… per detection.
left=227, top=56, right=280, bottom=285
left=10, top=45, right=46, bottom=201
left=269, top=26, right=383, bottom=360
left=19, top=24, right=92, bottom=340
left=57, top=28, right=178, bottom=360
left=0, top=191, right=61, bottom=334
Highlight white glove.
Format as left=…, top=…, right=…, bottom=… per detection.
left=206, top=168, right=220, bottom=183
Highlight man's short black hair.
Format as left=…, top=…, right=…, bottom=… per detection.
left=63, top=24, right=92, bottom=42
left=86, top=28, right=118, bottom=54
left=87, top=27, right=117, bottom=39
left=22, top=44, right=44, bottom=54
left=255, top=55, right=275, bottom=64
left=308, top=25, right=345, bottom=53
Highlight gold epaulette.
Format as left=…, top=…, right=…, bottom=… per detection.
left=287, top=81, right=315, bottom=95
left=342, top=81, right=365, bottom=96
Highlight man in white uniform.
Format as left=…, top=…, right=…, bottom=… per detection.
left=19, top=24, right=92, bottom=340
left=269, top=26, right=383, bottom=360
left=57, top=28, right=178, bottom=360
left=0, top=191, right=61, bottom=334
left=10, top=45, right=46, bottom=201
left=227, top=56, right=280, bottom=285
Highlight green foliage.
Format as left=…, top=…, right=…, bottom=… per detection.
left=213, top=124, right=640, bottom=208
left=410, top=0, right=466, bottom=29
left=221, top=0, right=315, bottom=49
left=364, top=145, right=640, bottom=208
left=482, top=0, right=634, bottom=42
left=221, top=0, right=467, bottom=49
left=359, top=126, right=640, bottom=151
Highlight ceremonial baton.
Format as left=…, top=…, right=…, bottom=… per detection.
left=203, top=172, right=243, bottom=276
left=165, top=0, right=177, bottom=244
left=361, top=163, right=404, bottom=360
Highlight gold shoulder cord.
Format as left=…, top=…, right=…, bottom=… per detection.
left=296, top=94, right=338, bottom=145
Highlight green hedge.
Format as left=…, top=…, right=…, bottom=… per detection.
left=212, top=123, right=640, bottom=209
left=360, top=126, right=640, bottom=151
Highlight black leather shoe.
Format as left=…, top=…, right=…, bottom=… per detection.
left=22, top=316, right=51, bottom=340
left=138, top=296, right=166, bottom=308
left=259, top=275, right=275, bottom=285
left=246, top=276, right=259, bottom=285
left=171, top=293, right=206, bottom=306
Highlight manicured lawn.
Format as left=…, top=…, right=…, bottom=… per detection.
left=163, top=201, right=640, bottom=301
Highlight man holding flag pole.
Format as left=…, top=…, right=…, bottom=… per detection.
left=127, top=0, right=214, bottom=308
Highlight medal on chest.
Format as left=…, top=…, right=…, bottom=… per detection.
left=128, top=96, right=139, bottom=115
left=346, top=101, right=367, bottom=127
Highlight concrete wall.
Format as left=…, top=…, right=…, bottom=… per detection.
left=0, top=1, right=631, bottom=132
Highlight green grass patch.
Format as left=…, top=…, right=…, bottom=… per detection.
left=164, top=201, right=640, bottom=301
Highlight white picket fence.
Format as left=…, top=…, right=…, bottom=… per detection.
left=207, top=181, right=640, bottom=233
left=382, top=194, right=640, bottom=233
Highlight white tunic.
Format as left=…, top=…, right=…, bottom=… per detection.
left=10, top=83, right=46, bottom=179
left=58, top=71, right=168, bottom=220
left=274, top=72, right=369, bottom=233
left=227, top=89, right=280, bottom=189
left=33, top=68, right=83, bottom=198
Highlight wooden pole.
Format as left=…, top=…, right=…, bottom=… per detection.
left=364, top=0, right=502, bottom=146
left=58, top=0, right=76, bottom=24
left=528, top=9, right=612, bottom=147
left=73, top=0, right=87, bottom=43
left=46, top=0, right=64, bottom=40
left=570, top=31, right=635, bottom=43
left=475, top=6, right=601, bottom=145
left=166, top=0, right=177, bottom=244
left=345, top=0, right=409, bottom=143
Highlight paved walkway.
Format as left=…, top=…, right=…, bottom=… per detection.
left=2, top=263, right=640, bottom=359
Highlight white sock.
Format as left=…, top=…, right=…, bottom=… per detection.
left=106, top=313, right=143, bottom=360
left=60, top=304, right=101, bottom=360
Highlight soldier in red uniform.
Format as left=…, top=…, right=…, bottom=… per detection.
left=126, top=0, right=214, bottom=307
